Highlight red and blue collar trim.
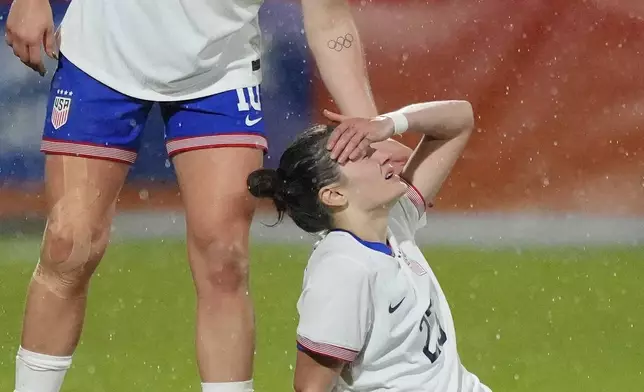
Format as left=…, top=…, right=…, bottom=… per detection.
left=329, top=229, right=393, bottom=256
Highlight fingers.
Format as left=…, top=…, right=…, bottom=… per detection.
left=7, top=37, right=47, bottom=76
left=324, top=112, right=380, bottom=164
left=28, top=44, right=46, bottom=76
left=5, top=31, right=14, bottom=47
left=5, top=23, right=53, bottom=76
left=323, top=109, right=350, bottom=123
left=11, top=42, right=30, bottom=65
left=326, top=121, right=351, bottom=151
left=337, top=131, right=368, bottom=164
left=348, top=138, right=371, bottom=162
left=329, top=126, right=357, bottom=161
left=44, top=25, right=58, bottom=59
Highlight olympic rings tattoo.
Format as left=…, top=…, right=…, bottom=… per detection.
left=327, top=33, right=354, bottom=52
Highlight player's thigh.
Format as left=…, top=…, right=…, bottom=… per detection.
left=39, top=53, right=149, bottom=272
left=40, top=155, right=128, bottom=281
left=164, top=84, right=267, bottom=250
left=165, top=86, right=266, bottom=285
left=173, top=148, right=262, bottom=292
left=173, top=147, right=263, bottom=263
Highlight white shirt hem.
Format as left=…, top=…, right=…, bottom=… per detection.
left=59, top=46, right=263, bottom=102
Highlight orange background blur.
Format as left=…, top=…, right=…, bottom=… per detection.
left=314, top=0, right=644, bottom=215
left=1, top=0, right=642, bottom=217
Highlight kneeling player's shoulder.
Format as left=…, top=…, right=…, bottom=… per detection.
left=309, top=250, right=370, bottom=274
left=306, top=247, right=374, bottom=284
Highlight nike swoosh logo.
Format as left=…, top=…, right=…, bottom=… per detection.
left=388, top=297, right=406, bottom=313
left=245, top=115, right=262, bottom=126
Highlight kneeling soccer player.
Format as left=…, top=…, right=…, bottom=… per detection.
left=248, top=101, right=492, bottom=391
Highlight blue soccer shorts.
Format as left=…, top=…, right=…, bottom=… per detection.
left=41, top=54, right=267, bottom=164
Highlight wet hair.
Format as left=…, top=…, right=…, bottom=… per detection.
left=247, top=124, right=341, bottom=233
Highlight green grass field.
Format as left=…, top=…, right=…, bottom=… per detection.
left=1, top=239, right=643, bottom=391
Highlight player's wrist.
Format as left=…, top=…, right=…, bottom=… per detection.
left=374, top=115, right=396, bottom=139
left=381, top=112, right=409, bottom=136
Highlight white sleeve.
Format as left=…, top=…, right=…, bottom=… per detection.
left=461, top=366, right=493, bottom=392
left=389, top=180, right=429, bottom=237
left=296, top=256, right=373, bottom=362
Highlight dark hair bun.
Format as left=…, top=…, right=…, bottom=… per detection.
left=247, top=169, right=280, bottom=199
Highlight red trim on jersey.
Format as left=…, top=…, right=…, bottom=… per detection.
left=42, top=137, right=137, bottom=152
left=400, top=177, right=431, bottom=217
left=41, top=152, right=134, bottom=165
left=167, top=131, right=266, bottom=142
left=166, top=133, right=268, bottom=157
left=296, top=335, right=358, bottom=362
left=41, top=139, right=137, bottom=164
left=168, top=144, right=268, bottom=158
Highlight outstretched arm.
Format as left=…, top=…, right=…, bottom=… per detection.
left=301, top=0, right=376, bottom=118
left=302, top=0, right=413, bottom=165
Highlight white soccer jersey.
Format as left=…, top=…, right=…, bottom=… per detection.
left=296, top=184, right=492, bottom=392
left=59, top=0, right=263, bottom=101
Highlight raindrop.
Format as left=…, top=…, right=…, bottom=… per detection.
left=139, top=189, right=149, bottom=200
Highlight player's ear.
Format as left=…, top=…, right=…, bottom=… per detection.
left=318, top=183, right=346, bottom=208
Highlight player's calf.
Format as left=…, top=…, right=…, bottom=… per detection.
left=16, top=203, right=114, bottom=392
left=187, top=226, right=255, bottom=386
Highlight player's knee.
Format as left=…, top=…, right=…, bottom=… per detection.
left=37, top=213, right=110, bottom=296
left=193, top=233, right=250, bottom=296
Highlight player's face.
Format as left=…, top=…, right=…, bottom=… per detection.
left=338, top=147, right=408, bottom=210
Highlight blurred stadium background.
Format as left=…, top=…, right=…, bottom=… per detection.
left=1, top=0, right=643, bottom=391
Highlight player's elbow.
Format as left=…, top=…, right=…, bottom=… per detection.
left=293, top=371, right=337, bottom=392
left=293, top=381, right=305, bottom=392
left=441, top=100, right=474, bottom=135
left=293, top=380, right=308, bottom=392
left=456, top=100, right=475, bottom=133
left=293, top=381, right=323, bottom=392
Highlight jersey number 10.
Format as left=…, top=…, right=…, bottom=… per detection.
left=236, top=86, right=262, bottom=112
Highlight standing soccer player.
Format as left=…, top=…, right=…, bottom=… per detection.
left=4, top=0, right=395, bottom=391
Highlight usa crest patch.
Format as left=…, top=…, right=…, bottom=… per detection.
left=51, top=92, right=72, bottom=130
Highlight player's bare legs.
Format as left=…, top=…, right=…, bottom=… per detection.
left=174, top=148, right=262, bottom=385
left=16, top=155, right=127, bottom=391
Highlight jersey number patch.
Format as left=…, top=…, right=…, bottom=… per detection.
left=419, top=301, right=447, bottom=363
left=235, top=86, right=262, bottom=112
